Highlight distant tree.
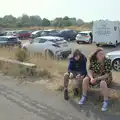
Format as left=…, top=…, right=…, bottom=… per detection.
left=63, top=16, right=69, bottom=20
left=69, top=18, right=77, bottom=25
left=42, top=18, right=50, bottom=26
left=61, top=20, right=72, bottom=26
left=0, top=14, right=87, bottom=28
left=29, top=15, right=42, bottom=26
left=2, top=15, right=17, bottom=27
left=51, top=17, right=62, bottom=27
left=19, top=14, right=30, bottom=27
left=76, top=19, right=84, bottom=26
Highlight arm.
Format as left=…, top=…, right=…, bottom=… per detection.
left=88, top=61, right=94, bottom=79
left=88, top=70, right=94, bottom=79
left=68, top=59, right=74, bottom=73
left=96, top=74, right=109, bottom=81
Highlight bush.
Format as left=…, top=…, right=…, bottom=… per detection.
left=15, top=48, right=29, bottom=62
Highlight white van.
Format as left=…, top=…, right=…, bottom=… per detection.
left=93, top=20, right=120, bottom=47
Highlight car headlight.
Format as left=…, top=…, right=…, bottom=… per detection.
left=106, top=54, right=110, bottom=59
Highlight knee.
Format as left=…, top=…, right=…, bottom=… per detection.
left=76, top=74, right=81, bottom=80
left=100, top=81, right=107, bottom=88
left=83, top=77, right=89, bottom=85
left=64, top=72, right=69, bottom=80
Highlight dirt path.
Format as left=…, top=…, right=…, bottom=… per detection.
left=0, top=75, right=119, bottom=120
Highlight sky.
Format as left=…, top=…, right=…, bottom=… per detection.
left=0, top=0, right=120, bottom=22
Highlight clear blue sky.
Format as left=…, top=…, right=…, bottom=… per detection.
left=0, top=0, right=119, bottom=22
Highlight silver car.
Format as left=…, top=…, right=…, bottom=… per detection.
left=106, top=51, right=120, bottom=71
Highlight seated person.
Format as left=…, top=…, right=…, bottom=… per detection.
left=64, top=49, right=87, bottom=100
left=79, top=48, right=112, bottom=112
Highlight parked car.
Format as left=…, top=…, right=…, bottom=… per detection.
left=6, top=31, right=18, bottom=36
left=30, top=30, right=43, bottom=39
left=0, top=31, right=7, bottom=36
left=41, top=29, right=59, bottom=37
left=22, top=36, right=71, bottom=58
left=106, top=51, right=120, bottom=71
left=76, top=31, right=93, bottom=44
left=0, top=36, right=21, bottom=46
left=16, top=30, right=31, bottom=39
left=58, top=29, right=77, bottom=41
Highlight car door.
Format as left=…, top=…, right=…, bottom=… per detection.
left=0, top=37, right=7, bottom=45
left=28, top=38, right=47, bottom=53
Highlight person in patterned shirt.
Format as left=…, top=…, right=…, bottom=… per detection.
left=79, top=48, right=112, bottom=112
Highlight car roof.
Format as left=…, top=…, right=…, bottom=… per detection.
left=6, top=31, right=16, bottom=32
left=79, top=31, right=92, bottom=33
left=32, top=30, right=42, bottom=34
left=38, top=36, right=63, bottom=40
left=43, top=29, right=56, bottom=32
left=0, top=36, right=18, bottom=38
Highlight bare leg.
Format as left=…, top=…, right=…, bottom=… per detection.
left=79, top=76, right=90, bottom=104
left=63, top=72, right=71, bottom=100
left=82, top=76, right=90, bottom=96
left=64, top=72, right=69, bottom=90
left=100, top=80, right=109, bottom=111
left=100, top=80, right=109, bottom=100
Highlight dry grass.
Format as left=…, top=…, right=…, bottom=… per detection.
left=0, top=46, right=120, bottom=113
left=8, top=24, right=92, bottom=32
left=0, top=47, right=67, bottom=88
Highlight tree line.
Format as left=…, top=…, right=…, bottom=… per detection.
left=0, top=14, right=85, bottom=28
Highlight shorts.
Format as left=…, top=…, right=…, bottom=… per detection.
left=88, top=72, right=112, bottom=88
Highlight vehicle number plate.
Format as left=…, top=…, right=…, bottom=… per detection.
left=99, top=42, right=105, bottom=45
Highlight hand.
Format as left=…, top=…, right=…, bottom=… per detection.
left=90, top=78, right=96, bottom=84
left=76, top=74, right=81, bottom=79
left=69, top=73, right=74, bottom=79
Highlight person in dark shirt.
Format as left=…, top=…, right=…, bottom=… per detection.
left=64, top=49, right=87, bottom=100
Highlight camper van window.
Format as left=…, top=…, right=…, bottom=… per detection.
left=114, top=26, right=117, bottom=31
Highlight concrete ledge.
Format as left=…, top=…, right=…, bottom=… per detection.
left=0, top=57, right=36, bottom=77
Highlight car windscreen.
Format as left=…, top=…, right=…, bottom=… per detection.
left=0, top=37, right=7, bottom=41
left=48, top=38, right=64, bottom=43
left=79, top=33, right=88, bottom=36
left=8, top=37, right=18, bottom=41
left=18, top=31, right=28, bottom=34
left=32, top=38, right=47, bottom=43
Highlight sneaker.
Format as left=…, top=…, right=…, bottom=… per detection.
left=64, top=89, right=69, bottom=101
left=79, top=95, right=86, bottom=105
left=74, top=88, right=79, bottom=96
left=101, top=100, right=108, bottom=112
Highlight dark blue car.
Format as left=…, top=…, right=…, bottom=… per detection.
left=0, top=36, right=21, bottom=46
left=58, top=29, right=78, bottom=41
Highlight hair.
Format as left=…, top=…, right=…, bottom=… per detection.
left=71, top=49, right=83, bottom=59
left=89, top=48, right=103, bottom=62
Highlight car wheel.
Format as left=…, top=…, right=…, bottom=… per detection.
left=96, top=44, right=100, bottom=47
left=77, top=41, right=80, bottom=44
left=112, top=58, right=120, bottom=71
